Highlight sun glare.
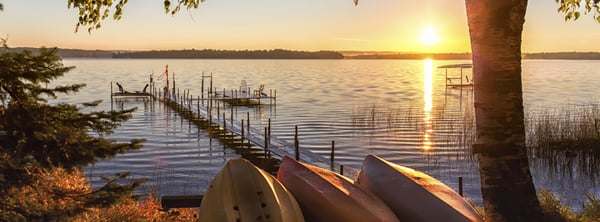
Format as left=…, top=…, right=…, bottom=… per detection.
left=420, top=27, right=440, bottom=46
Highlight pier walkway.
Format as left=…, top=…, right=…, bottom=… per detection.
left=157, top=91, right=359, bottom=179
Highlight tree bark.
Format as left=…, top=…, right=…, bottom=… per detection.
left=465, top=0, right=543, bottom=221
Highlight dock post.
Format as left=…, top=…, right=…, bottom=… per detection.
left=197, top=96, right=201, bottom=119
left=270, top=89, right=273, bottom=105
left=201, top=72, right=204, bottom=106
left=295, top=125, right=299, bottom=161
left=223, top=113, right=226, bottom=131
left=264, top=127, right=269, bottom=151
left=110, top=82, right=113, bottom=110
left=268, top=118, right=271, bottom=141
left=458, top=177, right=463, bottom=196
left=217, top=103, right=220, bottom=120
left=340, top=165, right=344, bottom=175
left=247, top=112, right=250, bottom=132
left=241, top=119, right=245, bottom=141
left=231, top=105, right=234, bottom=127
left=330, top=140, right=335, bottom=169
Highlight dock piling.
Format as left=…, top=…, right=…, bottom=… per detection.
left=294, top=125, right=299, bottom=161
left=330, top=140, right=335, bottom=169
left=458, top=176, right=463, bottom=196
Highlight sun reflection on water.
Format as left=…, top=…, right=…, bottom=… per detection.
left=422, top=59, right=433, bottom=151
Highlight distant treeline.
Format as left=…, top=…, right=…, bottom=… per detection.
left=344, top=53, right=472, bottom=60
left=7, top=47, right=113, bottom=58
left=112, top=49, right=344, bottom=59
left=523, top=52, right=600, bottom=60
left=6, top=47, right=600, bottom=60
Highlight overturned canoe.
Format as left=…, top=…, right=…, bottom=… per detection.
left=277, top=156, right=399, bottom=222
left=357, top=154, right=483, bottom=222
left=199, top=158, right=304, bottom=222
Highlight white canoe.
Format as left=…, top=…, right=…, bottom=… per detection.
left=357, top=154, right=483, bottom=222
left=277, top=156, right=399, bottom=222
left=199, top=158, right=304, bottom=222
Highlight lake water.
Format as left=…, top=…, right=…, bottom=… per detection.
left=54, top=58, right=600, bottom=206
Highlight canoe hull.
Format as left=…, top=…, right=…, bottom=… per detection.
left=199, top=158, right=304, bottom=222
left=277, top=156, right=399, bottom=222
left=357, top=154, right=483, bottom=222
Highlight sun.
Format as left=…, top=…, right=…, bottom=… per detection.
left=420, top=27, right=440, bottom=46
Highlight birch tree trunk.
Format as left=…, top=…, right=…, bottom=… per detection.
left=465, top=0, right=543, bottom=221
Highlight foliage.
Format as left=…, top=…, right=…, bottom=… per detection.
left=0, top=43, right=145, bottom=219
left=2, top=167, right=142, bottom=221
left=3, top=166, right=196, bottom=222
left=67, top=0, right=205, bottom=32
left=581, top=193, right=600, bottom=221
left=557, top=0, right=600, bottom=22
left=75, top=189, right=198, bottom=222
left=536, top=189, right=600, bottom=222
left=538, top=189, right=577, bottom=222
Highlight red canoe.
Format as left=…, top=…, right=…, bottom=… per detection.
left=277, top=156, right=399, bottom=222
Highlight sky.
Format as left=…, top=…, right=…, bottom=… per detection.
left=0, top=0, right=599, bottom=53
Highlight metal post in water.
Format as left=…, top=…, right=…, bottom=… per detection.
left=295, top=125, right=299, bottom=161
left=264, top=127, right=269, bottom=150
left=198, top=96, right=201, bottom=119
left=241, top=119, right=245, bottom=141
left=330, top=140, right=335, bottom=168
left=458, top=177, right=463, bottom=196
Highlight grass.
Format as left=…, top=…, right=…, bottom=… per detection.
left=526, top=103, right=600, bottom=180
left=536, top=189, right=600, bottom=222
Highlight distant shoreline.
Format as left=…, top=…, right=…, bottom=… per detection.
left=7, top=47, right=600, bottom=60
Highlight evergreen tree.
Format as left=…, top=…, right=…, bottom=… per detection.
left=0, top=42, right=145, bottom=220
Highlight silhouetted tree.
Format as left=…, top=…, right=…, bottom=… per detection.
left=0, top=42, right=145, bottom=220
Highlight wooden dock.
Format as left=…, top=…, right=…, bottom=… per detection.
left=111, top=70, right=359, bottom=209
left=438, top=63, right=473, bottom=88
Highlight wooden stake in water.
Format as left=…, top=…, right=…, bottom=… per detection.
left=330, top=140, right=335, bottom=168
left=458, top=176, right=463, bottom=197
left=264, top=127, right=269, bottom=150
left=241, top=119, right=245, bottom=141
left=247, top=112, right=250, bottom=132
left=223, top=113, right=226, bottom=131
left=198, top=96, right=201, bottom=119
left=295, top=125, right=299, bottom=161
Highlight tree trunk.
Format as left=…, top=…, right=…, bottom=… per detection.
left=465, top=0, right=543, bottom=221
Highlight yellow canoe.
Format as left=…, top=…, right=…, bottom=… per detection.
left=277, top=156, right=399, bottom=222
left=199, top=158, right=304, bottom=222
left=357, top=154, right=483, bottom=222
